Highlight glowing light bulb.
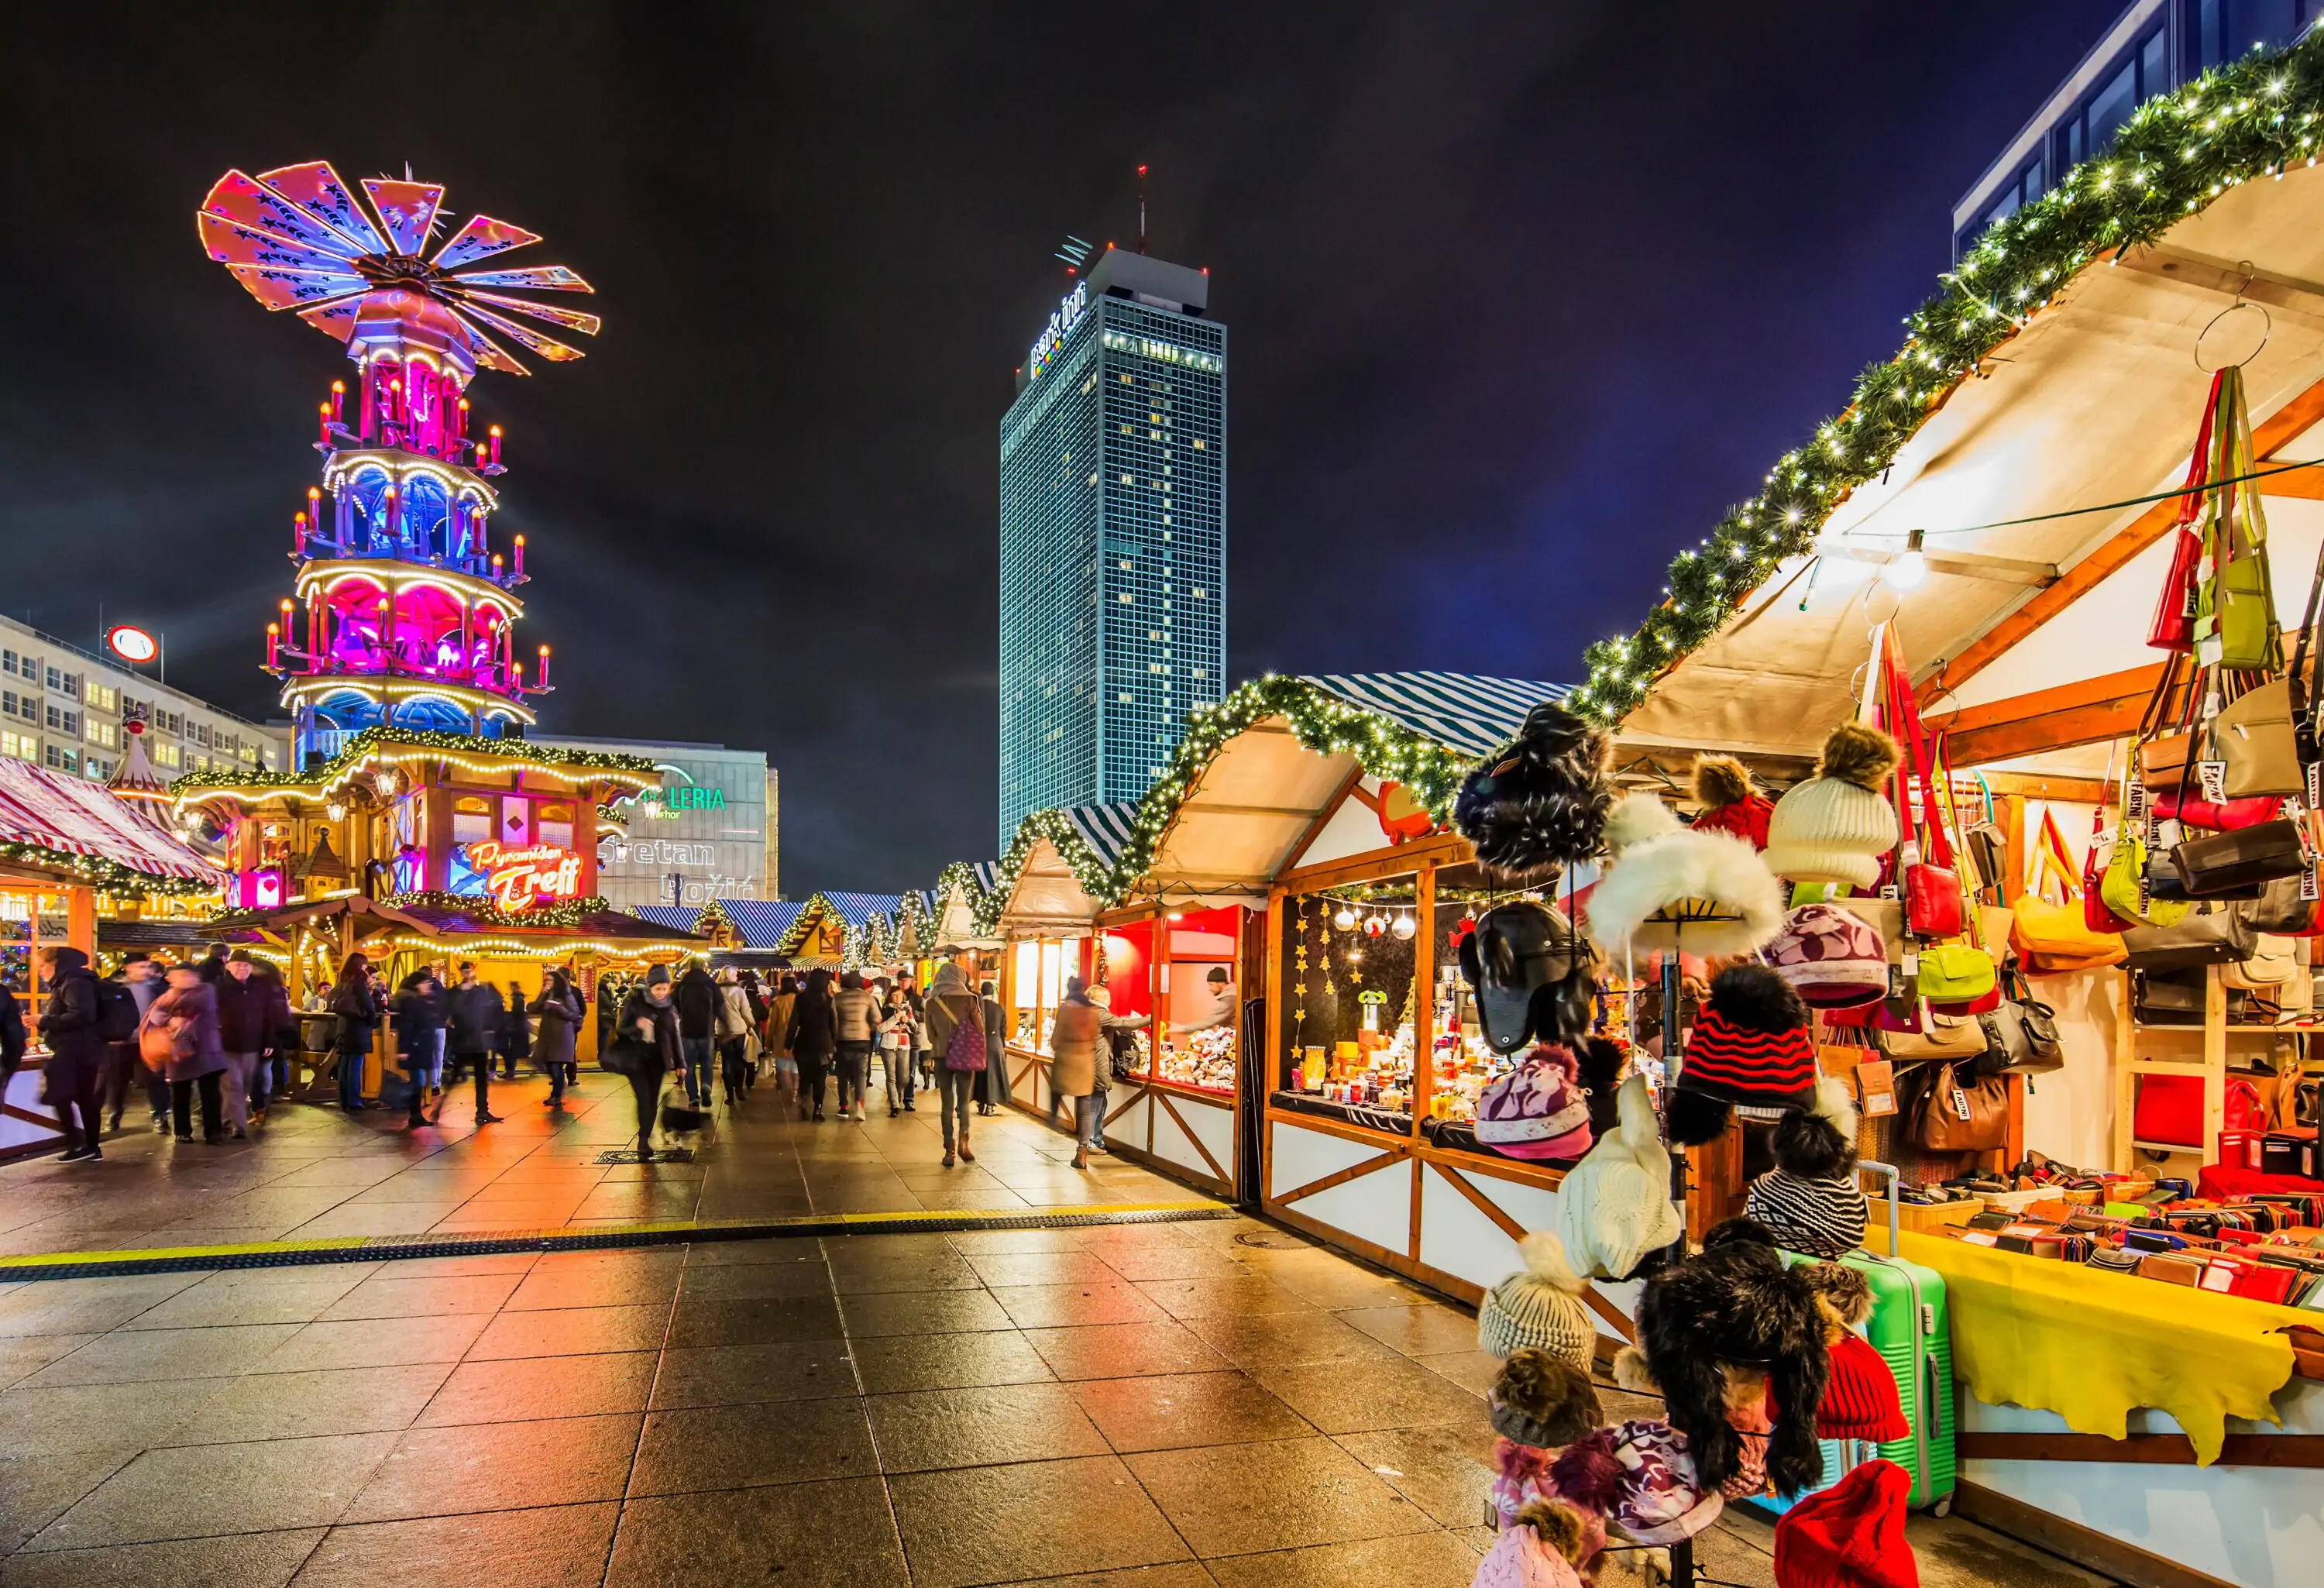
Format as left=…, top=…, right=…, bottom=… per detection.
left=1332, top=906, right=1356, bottom=931
left=1887, top=529, right=1928, bottom=591
left=1391, top=914, right=1417, bottom=941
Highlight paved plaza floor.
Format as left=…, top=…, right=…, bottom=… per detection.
left=0, top=1073, right=2116, bottom=1586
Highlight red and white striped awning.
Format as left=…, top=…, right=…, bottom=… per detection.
left=0, top=758, right=224, bottom=884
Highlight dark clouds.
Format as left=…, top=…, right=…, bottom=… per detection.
left=1, top=2, right=2121, bottom=892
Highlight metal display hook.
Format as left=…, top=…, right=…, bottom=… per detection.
left=2195, top=262, right=2272, bottom=373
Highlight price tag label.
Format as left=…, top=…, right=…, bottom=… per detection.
left=1901, top=950, right=1920, bottom=978
left=2126, top=778, right=2147, bottom=823
left=2199, top=760, right=2229, bottom=803
left=1950, top=1084, right=1972, bottom=1122
left=2309, top=760, right=2320, bottom=809
left=2302, top=861, right=2319, bottom=903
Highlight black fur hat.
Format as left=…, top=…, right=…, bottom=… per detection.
left=1454, top=703, right=1614, bottom=882
left=1577, top=1036, right=1626, bottom=1139
left=1632, top=1216, right=1831, bottom=1498
left=1488, top=1349, right=1605, bottom=1449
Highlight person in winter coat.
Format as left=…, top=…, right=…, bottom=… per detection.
left=393, top=971, right=445, bottom=1129
left=715, top=968, right=754, bottom=1105
left=214, top=950, right=287, bottom=1139
left=497, top=981, right=531, bottom=1080
left=830, top=970, right=878, bottom=1122
left=0, top=981, right=24, bottom=1092
left=249, top=960, right=297, bottom=1116
left=529, top=968, right=584, bottom=1104
left=1047, top=978, right=1106, bottom=1170
left=146, top=964, right=226, bottom=1143
left=739, top=971, right=768, bottom=1092
left=762, top=973, right=799, bottom=1102
left=442, top=964, right=506, bottom=1124
left=614, top=966, right=683, bottom=1153
left=672, top=963, right=719, bottom=1109
left=35, top=947, right=108, bottom=1160
left=922, top=962, right=987, bottom=1167
left=877, top=985, right=919, bottom=1116
left=105, top=954, right=168, bottom=1132
left=328, top=954, right=380, bottom=1112
left=974, top=978, right=1006, bottom=1114
left=786, top=969, right=837, bottom=1121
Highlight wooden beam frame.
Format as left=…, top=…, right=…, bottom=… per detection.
left=1931, top=663, right=2163, bottom=765
left=1937, top=369, right=2324, bottom=692
left=1274, top=1146, right=1402, bottom=1207
left=1957, top=1432, right=2324, bottom=1467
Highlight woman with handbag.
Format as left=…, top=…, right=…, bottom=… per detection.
left=716, top=969, right=754, bottom=1106
left=529, top=967, right=583, bottom=1105
left=923, top=962, right=986, bottom=1167
left=145, top=964, right=226, bottom=1144
left=1048, top=979, right=1106, bottom=1170
left=326, top=954, right=379, bottom=1112
left=786, top=969, right=838, bottom=1122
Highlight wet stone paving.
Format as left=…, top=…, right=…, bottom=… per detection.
left=0, top=1072, right=2117, bottom=1585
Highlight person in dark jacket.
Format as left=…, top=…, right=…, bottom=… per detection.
left=105, top=954, right=169, bottom=1132
left=530, top=968, right=584, bottom=1104
left=249, top=960, right=297, bottom=1115
left=786, top=968, right=837, bottom=1122
left=196, top=941, right=230, bottom=985
left=36, top=947, right=107, bottom=1160
left=1, top=978, right=26, bottom=1090
left=213, top=950, right=282, bottom=1139
left=328, top=954, right=380, bottom=1111
left=145, top=964, right=226, bottom=1143
left=442, top=964, right=505, bottom=1126
left=975, top=978, right=1007, bottom=1115
left=393, top=971, right=443, bottom=1129
left=497, top=981, right=530, bottom=1080
left=614, top=966, right=682, bottom=1153
left=672, top=963, right=718, bottom=1109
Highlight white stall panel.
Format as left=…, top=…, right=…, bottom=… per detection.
left=1152, top=1093, right=1234, bottom=1182
left=1270, top=1118, right=1393, bottom=1192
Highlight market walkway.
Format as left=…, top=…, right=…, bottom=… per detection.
left=0, top=1078, right=2116, bottom=1586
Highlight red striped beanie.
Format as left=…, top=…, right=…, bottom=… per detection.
left=1677, top=964, right=1818, bottom=1114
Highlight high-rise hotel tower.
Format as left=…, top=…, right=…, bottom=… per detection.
left=997, top=247, right=1226, bottom=846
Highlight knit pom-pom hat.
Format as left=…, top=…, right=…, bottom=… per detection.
left=1691, top=754, right=1772, bottom=851
left=1676, top=964, right=1820, bottom=1121
left=1472, top=1500, right=1591, bottom=1588
left=1455, top=703, right=1614, bottom=883
left=1555, top=1074, right=1684, bottom=1280
left=1479, top=1231, right=1595, bottom=1365
left=1490, top=1348, right=1605, bottom=1449
left=1763, top=724, right=1902, bottom=889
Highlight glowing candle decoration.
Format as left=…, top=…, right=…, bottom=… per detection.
left=266, top=621, right=280, bottom=669
left=512, top=534, right=524, bottom=578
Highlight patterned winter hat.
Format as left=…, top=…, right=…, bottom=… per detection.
left=1677, top=964, right=1820, bottom=1117
left=1476, top=1045, right=1595, bottom=1162
left=1604, top=1419, right=1724, bottom=1545
left=1764, top=904, right=1887, bottom=1009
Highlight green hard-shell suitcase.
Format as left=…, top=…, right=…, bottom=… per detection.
left=1762, top=1162, right=1958, bottom=1516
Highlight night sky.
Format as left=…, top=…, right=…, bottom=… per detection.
left=3, top=2, right=2125, bottom=895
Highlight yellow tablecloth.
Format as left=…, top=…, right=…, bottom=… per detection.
left=1896, top=1232, right=2303, bottom=1464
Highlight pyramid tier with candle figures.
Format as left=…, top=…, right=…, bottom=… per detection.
left=175, top=162, right=691, bottom=968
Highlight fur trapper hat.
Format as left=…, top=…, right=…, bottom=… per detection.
left=1490, top=1349, right=1605, bottom=1449
left=1455, top=703, right=1614, bottom=883
left=1584, top=794, right=1785, bottom=960
left=1691, top=754, right=1773, bottom=850
left=1763, top=724, right=1902, bottom=889
left=1631, top=1217, right=1832, bottom=1499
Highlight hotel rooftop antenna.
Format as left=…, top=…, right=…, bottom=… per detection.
left=1136, top=165, right=1148, bottom=254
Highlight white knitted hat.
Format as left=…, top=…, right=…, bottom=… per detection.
left=1761, top=724, right=1901, bottom=889
left=1478, top=1231, right=1594, bottom=1367
left=1555, top=1074, right=1684, bottom=1281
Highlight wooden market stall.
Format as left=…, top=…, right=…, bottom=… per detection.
left=988, top=804, right=1138, bottom=1120
left=1587, top=67, right=2324, bottom=1585
left=0, top=756, right=225, bottom=1160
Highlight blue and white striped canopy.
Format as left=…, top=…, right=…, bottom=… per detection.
left=1302, top=672, right=1571, bottom=758
left=631, top=905, right=700, bottom=933
left=1063, top=803, right=1142, bottom=868
left=721, top=898, right=803, bottom=948
left=968, top=861, right=1001, bottom=895
left=820, top=891, right=905, bottom=930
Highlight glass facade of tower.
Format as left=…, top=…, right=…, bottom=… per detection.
left=999, top=274, right=1226, bottom=846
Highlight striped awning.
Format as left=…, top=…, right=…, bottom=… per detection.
left=631, top=905, right=700, bottom=933
left=820, top=891, right=904, bottom=930
left=0, top=758, right=224, bottom=884
left=1303, top=672, right=1570, bottom=757
left=720, top=899, right=802, bottom=948
left=969, top=861, right=1000, bottom=895
left=1062, top=803, right=1140, bottom=869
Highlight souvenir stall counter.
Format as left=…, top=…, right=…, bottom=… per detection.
left=1582, top=68, right=2324, bottom=1583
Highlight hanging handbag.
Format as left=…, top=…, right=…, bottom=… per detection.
left=1914, top=1060, right=2009, bottom=1152
left=2197, top=369, right=2283, bottom=673
left=1962, top=776, right=2009, bottom=901
left=1918, top=942, right=1997, bottom=1006
left=1982, top=966, right=2064, bottom=1074
left=2012, top=809, right=2126, bottom=972
left=1875, top=1003, right=1989, bottom=1064
left=1877, top=647, right=1965, bottom=940
left=2102, top=822, right=2191, bottom=926
left=2149, top=790, right=2282, bottom=831
left=2244, top=871, right=2323, bottom=936
left=2172, top=819, right=2304, bottom=896
left=2148, top=370, right=2221, bottom=653
left=2217, top=680, right=2302, bottom=798
left=2223, top=934, right=2298, bottom=991
left=2121, top=904, right=2257, bottom=972
left=600, top=1033, right=649, bottom=1077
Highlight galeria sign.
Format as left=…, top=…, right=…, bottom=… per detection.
left=462, top=840, right=582, bottom=913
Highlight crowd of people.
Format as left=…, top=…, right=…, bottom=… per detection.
left=4, top=947, right=1115, bottom=1177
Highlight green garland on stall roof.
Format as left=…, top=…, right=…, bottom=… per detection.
left=1571, top=33, right=2324, bottom=727
left=975, top=806, right=1136, bottom=935
left=383, top=890, right=625, bottom=931
left=0, top=839, right=222, bottom=899
left=933, top=860, right=992, bottom=926
left=170, top=726, right=663, bottom=797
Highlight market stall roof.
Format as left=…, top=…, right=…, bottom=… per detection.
left=1593, top=39, right=2324, bottom=763
left=989, top=803, right=1142, bottom=935
left=635, top=899, right=803, bottom=950
left=0, top=757, right=227, bottom=893
left=933, top=861, right=1005, bottom=949
left=1115, top=673, right=1568, bottom=906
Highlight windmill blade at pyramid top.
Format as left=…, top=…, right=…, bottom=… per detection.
left=456, top=289, right=601, bottom=337
left=432, top=214, right=541, bottom=271
left=256, top=162, right=387, bottom=255
left=450, top=263, right=593, bottom=293
left=361, top=178, right=446, bottom=255
left=451, top=300, right=585, bottom=363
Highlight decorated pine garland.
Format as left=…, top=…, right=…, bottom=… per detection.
left=0, top=838, right=220, bottom=899
left=1573, top=33, right=2324, bottom=724
left=171, top=725, right=662, bottom=805
left=383, top=890, right=624, bottom=931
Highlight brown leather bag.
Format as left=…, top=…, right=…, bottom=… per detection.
left=1914, top=1060, right=2009, bottom=1152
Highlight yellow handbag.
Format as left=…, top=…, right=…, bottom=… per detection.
left=2099, top=823, right=2190, bottom=929
left=1917, top=941, right=1996, bottom=1003
left=2008, top=813, right=2126, bottom=974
